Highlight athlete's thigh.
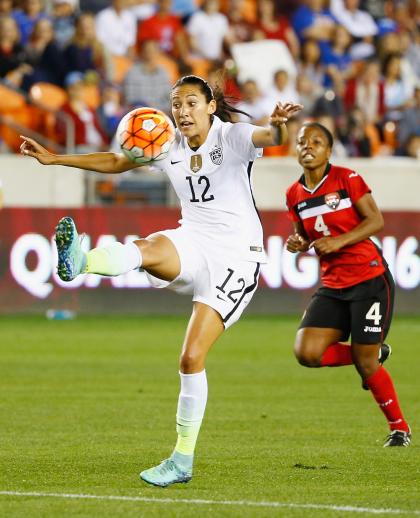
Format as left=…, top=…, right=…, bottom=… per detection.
left=194, top=257, right=261, bottom=329
left=350, top=272, right=395, bottom=344
left=299, top=290, right=351, bottom=340
left=135, top=232, right=181, bottom=282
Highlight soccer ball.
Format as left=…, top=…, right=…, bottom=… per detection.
left=117, top=107, right=176, bottom=164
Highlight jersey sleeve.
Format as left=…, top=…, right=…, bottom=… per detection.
left=286, top=186, right=299, bottom=222
left=224, top=122, right=263, bottom=162
left=344, top=170, right=371, bottom=204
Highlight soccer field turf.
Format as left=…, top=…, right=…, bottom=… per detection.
left=0, top=314, right=419, bottom=517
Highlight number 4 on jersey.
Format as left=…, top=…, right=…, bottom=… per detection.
left=314, top=215, right=331, bottom=236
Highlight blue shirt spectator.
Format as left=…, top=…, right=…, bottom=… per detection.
left=13, top=0, right=49, bottom=45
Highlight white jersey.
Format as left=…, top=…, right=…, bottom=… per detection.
left=159, top=115, right=267, bottom=263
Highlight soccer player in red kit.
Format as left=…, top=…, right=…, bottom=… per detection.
left=286, top=122, right=411, bottom=447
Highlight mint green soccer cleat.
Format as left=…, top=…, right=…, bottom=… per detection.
left=140, top=458, right=192, bottom=488
left=55, top=217, right=87, bottom=282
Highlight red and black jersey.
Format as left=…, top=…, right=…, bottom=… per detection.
left=286, top=163, right=386, bottom=289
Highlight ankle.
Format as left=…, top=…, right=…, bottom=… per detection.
left=171, top=450, right=193, bottom=472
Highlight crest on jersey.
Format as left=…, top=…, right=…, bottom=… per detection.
left=190, top=154, right=202, bottom=173
left=209, top=145, right=223, bottom=165
left=325, top=192, right=340, bottom=210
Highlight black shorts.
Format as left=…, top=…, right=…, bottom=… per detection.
left=299, top=269, right=395, bottom=344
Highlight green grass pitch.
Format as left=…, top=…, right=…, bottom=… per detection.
left=0, top=314, right=419, bottom=517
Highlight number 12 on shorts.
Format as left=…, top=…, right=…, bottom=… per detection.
left=216, top=268, right=245, bottom=303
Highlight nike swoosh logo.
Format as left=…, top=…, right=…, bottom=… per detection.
left=216, top=294, right=226, bottom=301
left=171, top=160, right=182, bottom=165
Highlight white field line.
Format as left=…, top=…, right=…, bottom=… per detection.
left=0, top=491, right=419, bottom=515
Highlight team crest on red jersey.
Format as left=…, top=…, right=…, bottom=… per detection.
left=325, top=192, right=340, bottom=210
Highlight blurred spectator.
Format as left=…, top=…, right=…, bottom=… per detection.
left=312, top=88, right=344, bottom=120
left=341, top=106, right=372, bottom=157
left=330, top=0, right=378, bottom=39
left=0, top=0, right=12, bottom=16
left=404, top=134, right=420, bottom=159
left=123, top=39, right=171, bottom=113
left=13, top=0, right=48, bottom=46
left=52, top=0, right=78, bottom=49
left=95, top=0, right=136, bottom=57
left=378, top=31, right=419, bottom=95
left=235, top=79, right=272, bottom=125
left=0, top=16, right=32, bottom=87
left=298, top=38, right=325, bottom=89
left=138, top=0, right=188, bottom=60
left=171, top=0, right=197, bottom=22
left=398, top=82, right=420, bottom=151
left=266, top=69, right=300, bottom=105
left=400, top=30, right=420, bottom=81
left=321, top=25, right=355, bottom=89
left=253, top=0, right=299, bottom=59
left=330, top=0, right=377, bottom=60
left=382, top=53, right=413, bottom=121
left=23, top=18, right=65, bottom=89
left=57, top=71, right=108, bottom=152
left=187, top=0, right=229, bottom=61
left=292, top=0, right=335, bottom=54
left=126, top=0, right=156, bottom=22
left=96, top=81, right=127, bottom=139
left=226, top=0, right=256, bottom=46
left=344, top=59, right=385, bottom=124
left=315, top=112, right=348, bottom=158
left=65, top=13, right=108, bottom=77
left=296, top=73, right=323, bottom=116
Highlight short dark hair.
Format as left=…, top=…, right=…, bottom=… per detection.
left=301, top=122, right=334, bottom=148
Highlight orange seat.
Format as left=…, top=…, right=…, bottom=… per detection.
left=29, top=82, right=67, bottom=110
left=111, top=55, right=134, bottom=83
left=0, top=84, right=26, bottom=112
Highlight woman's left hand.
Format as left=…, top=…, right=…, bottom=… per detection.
left=311, top=236, right=345, bottom=256
left=269, top=102, right=303, bottom=126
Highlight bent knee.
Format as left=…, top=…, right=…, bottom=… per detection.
left=294, top=342, right=322, bottom=368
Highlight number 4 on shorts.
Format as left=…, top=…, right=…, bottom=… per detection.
left=366, top=302, right=382, bottom=326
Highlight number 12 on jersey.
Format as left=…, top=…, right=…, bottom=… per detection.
left=186, top=176, right=214, bottom=203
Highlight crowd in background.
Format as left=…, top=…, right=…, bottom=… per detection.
left=0, top=0, right=419, bottom=159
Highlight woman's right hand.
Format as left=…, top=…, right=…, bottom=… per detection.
left=20, top=136, right=56, bottom=165
left=286, top=233, right=310, bottom=253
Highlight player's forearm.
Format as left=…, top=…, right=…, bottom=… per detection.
left=338, top=214, right=384, bottom=248
left=50, top=152, right=134, bottom=174
left=270, top=123, right=288, bottom=145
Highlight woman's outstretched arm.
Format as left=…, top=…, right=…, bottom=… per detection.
left=20, top=136, right=138, bottom=174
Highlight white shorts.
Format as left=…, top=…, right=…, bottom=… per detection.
left=146, top=227, right=261, bottom=329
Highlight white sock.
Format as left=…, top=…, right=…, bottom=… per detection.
left=174, top=370, right=208, bottom=458
left=86, top=241, right=142, bottom=276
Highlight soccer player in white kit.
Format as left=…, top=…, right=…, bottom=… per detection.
left=20, top=75, right=302, bottom=487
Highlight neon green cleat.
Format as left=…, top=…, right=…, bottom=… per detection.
left=140, top=458, right=192, bottom=488
left=55, top=217, right=87, bottom=282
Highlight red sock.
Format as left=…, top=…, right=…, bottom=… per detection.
left=320, top=343, right=353, bottom=367
left=365, top=366, right=409, bottom=432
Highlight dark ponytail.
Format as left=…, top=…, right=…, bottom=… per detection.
left=172, top=75, right=249, bottom=123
